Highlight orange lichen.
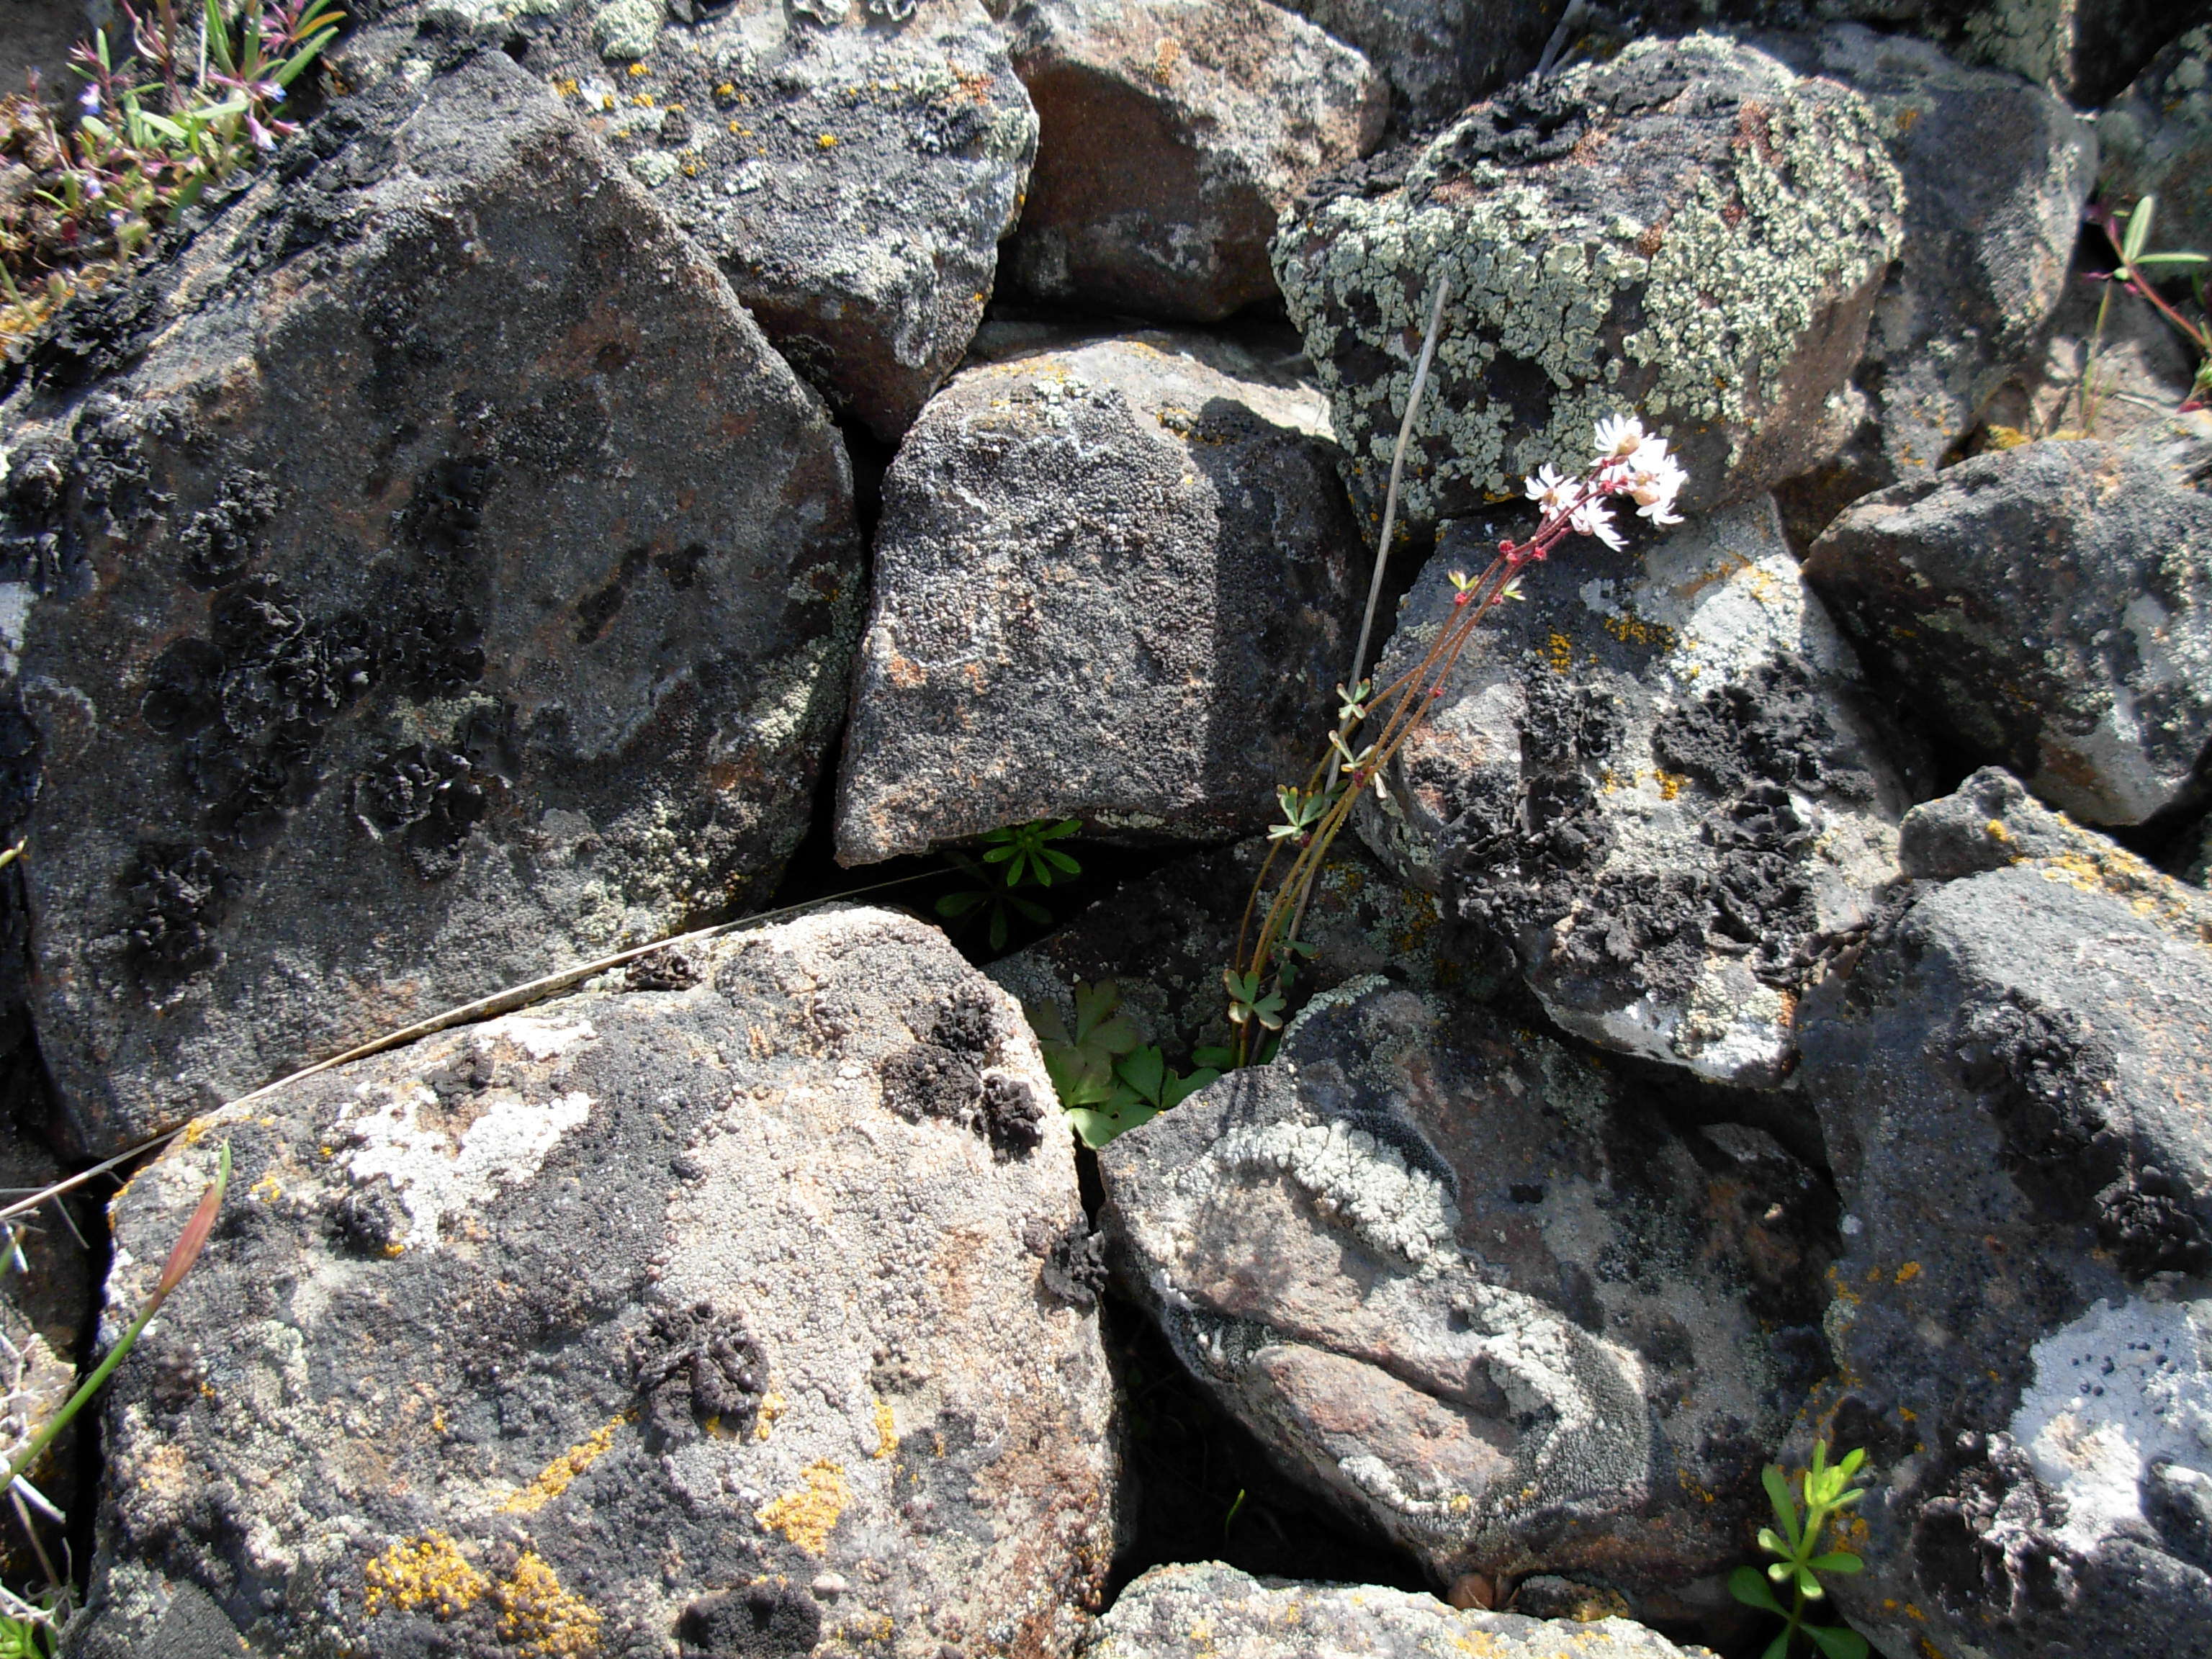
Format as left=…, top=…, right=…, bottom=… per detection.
left=873, top=1398, right=897, bottom=1459
left=500, top=1413, right=631, bottom=1514
left=495, top=1552, right=602, bottom=1657
left=363, top=1532, right=490, bottom=1618
left=759, top=1459, right=850, bottom=1555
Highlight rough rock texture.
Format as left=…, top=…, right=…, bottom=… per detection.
left=1792, top=792, right=2212, bottom=1659
left=1272, top=34, right=1904, bottom=543
left=1756, top=24, right=2093, bottom=546
left=1087, top=1563, right=1715, bottom=1658
left=1972, top=262, right=2204, bottom=451
left=358, top=0, right=1038, bottom=441
left=1944, top=0, right=2204, bottom=105
left=1359, top=498, right=1905, bottom=1087
left=1097, top=976, right=1838, bottom=1601
left=0, top=0, right=88, bottom=101
left=70, top=907, right=1116, bottom=1657
left=1, top=53, right=863, bottom=1155
left=1274, top=0, right=1568, bottom=133
left=2100, top=22, right=2212, bottom=263
left=1007, top=0, right=1385, bottom=322
left=989, top=835, right=1448, bottom=1079
left=1804, top=420, right=2212, bottom=827
left=837, top=325, right=1364, bottom=863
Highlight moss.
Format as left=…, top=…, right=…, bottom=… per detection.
left=1272, top=35, right=1902, bottom=529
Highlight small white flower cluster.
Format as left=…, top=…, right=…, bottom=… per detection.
left=1522, top=415, right=1688, bottom=551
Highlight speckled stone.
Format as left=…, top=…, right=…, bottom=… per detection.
left=2100, top=22, right=2212, bottom=261
left=1357, top=496, right=1907, bottom=1087
left=835, top=324, right=1364, bottom=863
left=1272, top=33, right=1904, bottom=544
left=1085, top=1562, right=1717, bottom=1658
left=66, top=907, right=1117, bottom=1658
left=1007, top=0, right=1386, bottom=322
left=1804, top=418, right=2212, bottom=827
left=1272, top=0, right=1563, bottom=133
left=1792, top=782, right=2212, bottom=1659
left=0, top=53, right=863, bottom=1156
left=1097, top=974, right=1836, bottom=1602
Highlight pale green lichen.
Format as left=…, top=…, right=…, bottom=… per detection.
left=591, top=0, right=661, bottom=63
left=1272, top=35, right=1903, bottom=529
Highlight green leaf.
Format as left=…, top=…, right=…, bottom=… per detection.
left=1115, top=1046, right=1166, bottom=1108
left=986, top=907, right=1010, bottom=952
left=1730, top=1566, right=1785, bottom=1615
left=936, top=891, right=985, bottom=918
left=1795, top=1565, right=1823, bottom=1601
left=1072, top=981, right=1138, bottom=1055
left=1066, top=1096, right=1159, bottom=1148
left=1762, top=1631, right=1791, bottom=1659
left=1763, top=1465, right=1804, bottom=1553
left=1191, top=1045, right=1236, bottom=1071
left=1807, top=1627, right=1869, bottom=1659
left=2128, top=251, right=2210, bottom=268
left=1161, top=1067, right=1220, bottom=1110
left=2123, top=194, right=2157, bottom=261
left=1008, top=894, right=1051, bottom=925
left=1808, top=1552, right=1864, bottom=1575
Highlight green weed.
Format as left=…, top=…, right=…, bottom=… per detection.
left=1730, top=1440, right=1871, bottom=1659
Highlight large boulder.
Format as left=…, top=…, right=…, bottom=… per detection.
left=70, top=906, right=1118, bottom=1656
left=1272, top=0, right=1566, bottom=133
left=1755, top=24, right=2094, bottom=544
left=1007, top=0, right=1385, bottom=322
left=1272, top=34, right=1904, bottom=544
left=1359, top=497, right=1907, bottom=1087
left=1791, top=778, right=2212, bottom=1659
left=2100, top=22, right=2212, bottom=263
left=1087, top=1562, right=1715, bottom=1658
left=355, top=0, right=1038, bottom=441
left=0, top=53, right=864, bottom=1155
left=1804, top=420, right=2212, bottom=827
left=836, top=325, right=1364, bottom=863
left=1097, top=976, right=1837, bottom=1604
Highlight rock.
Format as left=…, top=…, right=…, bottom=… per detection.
left=1947, top=0, right=2200, bottom=106
left=69, top=906, right=1116, bottom=1656
left=0, top=0, right=89, bottom=102
left=1755, top=24, right=2094, bottom=546
left=1097, top=976, right=1837, bottom=1601
left=1087, top=1562, right=1715, bottom=1658
left=351, top=0, right=1038, bottom=441
left=1803, top=419, right=2212, bottom=827
left=2100, top=22, right=2212, bottom=263
left=1006, top=0, right=1385, bottom=323
left=1272, top=34, right=1904, bottom=544
left=1272, top=0, right=1566, bottom=134
left=835, top=325, right=1364, bottom=863
left=1792, top=793, right=2212, bottom=1659
left=1, top=53, right=863, bottom=1156
left=1358, top=497, right=1906, bottom=1088
left=988, top=834, right=1449, bottom=1088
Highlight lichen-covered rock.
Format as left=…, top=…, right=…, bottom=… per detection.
left=2100, top=23, right=2212, bottom=262
left=68, top=907, right=1116, bottom=1657
left=0, top=53, right=863, bottom=1155
left=1358, top=498, right=1906, bottom=1087
left=1272, top=34, right=1904, bottom=542
left=1086, top=1562, right=1716, bottom=1658
left=1273, top=0, right=1565, bottom=132
left=1755, top=24, right=2094, bottom=544
left=1006, top=0, right=1385, bottom=322
left=1791, top=790, right=2212, bottom=1659
left=836, top=325, right=1363, bottom=863
left=1097, top=976, right=1837, bottom=1601
left=1948, top=0, right=2198, bottom=105
left=352, top=0, right=1038, bottom=441
left=1804, top=420, right=2212, bottom=826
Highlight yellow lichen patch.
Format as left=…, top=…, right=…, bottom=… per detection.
left=817, top=132, right=840, bottom=149
left=500, top=1412, right=632, bottom=1514
left=495, top=1552, right=602, bottom=1657
left=873, top=1397, right=897, bottom=1458
left=1894, top=1261, right=1921, bottom=1285
left=758, top=1459, right=850, bottom=1555
left=250, top=1174, right=283, bottom=1202
left=755, top=1390, right=786, bottom=1441
left=363, top=1532, right=490, bottom=1618
left=1545, top=632, right=1573, bottom=673
left=1599, top=610, right=1676, bottom=651
left=626, top=61, right=649, bottom=76
left=1655, top=769, right=1688, bottom=801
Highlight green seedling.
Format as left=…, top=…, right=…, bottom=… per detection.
left=1730, top=1440, right=1871, bottom=1659
left=1030, top=980, right=1219, bottom=1147
left=935, top=819, right=1082, bottom=952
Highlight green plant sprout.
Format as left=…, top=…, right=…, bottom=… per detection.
left=1028, top=980, right=1219, bottom=1147
left=1730, top=1440, right=1871, bottom=1659
left=2072, top=194, right=2211, bottom=432
left=935, top=819, right=1083, bottom=952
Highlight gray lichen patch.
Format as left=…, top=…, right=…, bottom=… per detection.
left=1272, top=33, right=1903, bottom=540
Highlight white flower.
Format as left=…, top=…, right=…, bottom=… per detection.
left=1593, top=414, right=1648, bottom=462
left=1570, top=497, right=1624, bottom=550
left=1625, top=450, right=1688, bottom=525
left=1524, top=463, right=1575, bottom=518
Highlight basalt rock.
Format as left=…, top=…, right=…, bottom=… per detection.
left=1792, top=786, right=2212, bottom=1659
left=1097, top=976, right=1836, bottom=1604
left=1007, top=0, right=1385, bottom=322
left=67, top=907, right=1115, bottom=1657
left=1272, top=0, right=1568, bottom=134
left=350, top=0, right=1038, bottom=441
left=1272, top=33, right=1903, bottom=544
left=2100, top=23, right=2212, bottom=264
left=835, top=325, right=1364, bottom=863
left=1804, top=419, right=2212, bottom=827
left=1755, top=24, right=2094, bottom=546
left=1359, top=498, right=1906, bottom=1087
left=1086, top=1562, right=1717, bottom=1658
left=1, top=52, right=863, bottom=1155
